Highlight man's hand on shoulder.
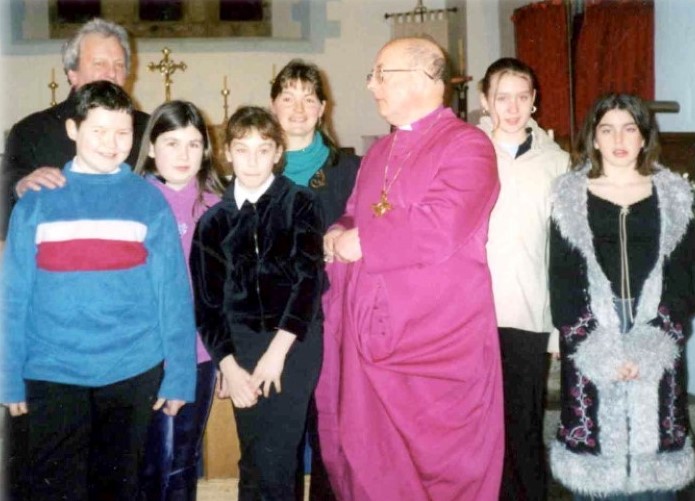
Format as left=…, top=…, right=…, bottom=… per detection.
left=16, top=167, right=66, bottom=197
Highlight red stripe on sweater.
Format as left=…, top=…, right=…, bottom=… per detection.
left=37, top=239, right=148, bottom=271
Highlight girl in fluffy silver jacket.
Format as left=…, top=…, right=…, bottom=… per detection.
left=549, top=93, right=695, bottom=500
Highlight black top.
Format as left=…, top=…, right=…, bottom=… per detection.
left=588, top=190, right=660, bottom=301
left=549, top=170, right=695, bottom=469
left=0, top=92, right=149, bottom=238
left=307, top=150, right=360, bottom=227
left=189, top=175, right=326, bottom=365
left=514, top=127, right=534, bottom=158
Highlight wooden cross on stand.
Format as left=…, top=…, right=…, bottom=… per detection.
left=148, top=47, right=187, bottom=102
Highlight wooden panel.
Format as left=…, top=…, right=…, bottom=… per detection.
left=547, top=133, right=695, bottom=178
left=208, top=125, right=232, bottom=177
left=659, top=132, right=695, bottom=176
left=203, top=395, right=240, bottom=479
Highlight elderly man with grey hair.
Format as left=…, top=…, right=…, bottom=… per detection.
left=0, top=18, right=149, bottom=240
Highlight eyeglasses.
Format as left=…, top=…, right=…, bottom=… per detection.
left=366, top=67, right=435, bottom=84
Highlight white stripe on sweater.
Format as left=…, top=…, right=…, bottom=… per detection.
left=35, top=220, right=148, bottom=244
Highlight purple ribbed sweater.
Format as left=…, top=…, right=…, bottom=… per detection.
left=149, top=177, right=220, bottom=363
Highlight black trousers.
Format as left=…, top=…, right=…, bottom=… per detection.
left=2, top=407, right=29, bottom=501
left=23, top=364, right=162, bottom=501
left=233, top=327, right=321, bottom=501
left=294, top=395, right=337, bottom=501
left=498, top=327, right=550, bottom=501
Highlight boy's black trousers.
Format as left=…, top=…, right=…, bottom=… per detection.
left=20, top=363, right=162, bottom=501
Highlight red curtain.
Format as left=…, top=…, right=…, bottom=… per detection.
left=573, top=0, right=654, bottom=130
left=513, top=0, right=571, bottom=138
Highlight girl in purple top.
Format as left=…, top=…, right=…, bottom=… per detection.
left=134, top=100, right=227, bottom=501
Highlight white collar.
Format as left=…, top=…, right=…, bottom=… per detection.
left=234, top=174, right=275, bottom=209
left=70, top=156, right=120, bottom=175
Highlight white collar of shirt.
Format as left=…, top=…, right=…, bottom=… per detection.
left=498, top=142, right=519, bottom=158
left=234, top=174, right=275, bottom=209
left=398, top=124, right=413, bottom=131
left=70, top=157, right=120, bottom=174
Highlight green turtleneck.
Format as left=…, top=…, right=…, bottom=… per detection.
left=284, top=132, right=330, bottom=187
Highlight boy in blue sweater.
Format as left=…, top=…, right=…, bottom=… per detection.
left=0, top=81, right=196, bottom=500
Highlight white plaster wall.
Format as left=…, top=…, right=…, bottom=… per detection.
left=654, top=0, right=695, bottom=132
left=655, top=0, right=695, bottom=394
left=465, top=0, right=500, bottom=120
left=1, top=0, right=453, bottom=155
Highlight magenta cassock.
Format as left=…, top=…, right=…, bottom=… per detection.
left=315, top=107, right=505, bottom=501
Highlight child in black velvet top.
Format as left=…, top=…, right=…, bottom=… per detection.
left=189, top=106, right=325, bottom=501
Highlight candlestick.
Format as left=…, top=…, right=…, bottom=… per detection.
left=48, top=67, right=59, bottom=107
left=221, top=75, right=231, bottom=122
left=457, top=38, right=465, bottom=76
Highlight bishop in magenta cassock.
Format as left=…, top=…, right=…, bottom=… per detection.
left=316, top=37, right=505, bottom=500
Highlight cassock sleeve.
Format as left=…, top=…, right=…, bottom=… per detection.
left=358, top=127, right=499, bottom=273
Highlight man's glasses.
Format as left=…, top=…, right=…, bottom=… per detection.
left=366, top=68, right=435, bottom=84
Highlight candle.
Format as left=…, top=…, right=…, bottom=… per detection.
left=224, top=75, right=228, bottom=89
left=51, top=67, right=55, bottom=81
left=457, top=38, right=465, bottom=75
left=272, top=64, right=276, bottom=79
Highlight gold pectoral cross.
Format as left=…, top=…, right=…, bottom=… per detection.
left=372, top=190, right=393, bottom=217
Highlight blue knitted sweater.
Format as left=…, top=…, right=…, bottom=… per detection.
left=1, top=162, right=196, bottom=403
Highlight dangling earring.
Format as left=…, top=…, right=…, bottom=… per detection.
left=531, top=105, right=537, bottom=114
left=482, top=108, right=489, bottom=116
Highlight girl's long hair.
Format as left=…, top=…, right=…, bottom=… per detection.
left=573, top=93, right=660, bottom=177
left=135, top=100, right=227, bottom=210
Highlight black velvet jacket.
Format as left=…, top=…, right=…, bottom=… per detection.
left=189, top=175, right=326, bottom=365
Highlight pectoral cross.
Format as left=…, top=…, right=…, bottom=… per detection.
left=148, top=47, right=187, bottom=102
left=372, top=190, right=393, bottom=217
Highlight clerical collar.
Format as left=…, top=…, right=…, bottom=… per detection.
left=70, top=157, right=120, bottom=175
left=398, top=105, right=445, bottom=131
left=234, top=174, right=275, bottom=209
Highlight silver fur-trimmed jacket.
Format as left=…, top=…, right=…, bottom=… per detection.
left=548, top=165, right=695, bottom=496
